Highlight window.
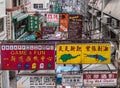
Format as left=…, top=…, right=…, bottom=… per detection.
left=34, top=4, right=43, bottom=9
left=13, top=0, right=17, bottom=7
left=0, top=18, right=4, bottom=32
left=18, top=0, right=20, bottom=5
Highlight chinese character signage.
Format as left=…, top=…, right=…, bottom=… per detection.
left=17, top=75, right=56, bottom=88
left=68, top=15, right=82, bottom=39
left=84, top=73, right=117, bottom=86
left=59, top=13, right=69, bottom=32
left=56, top=43, right=110, bottom=64
left=45, top=13, right=59, bottom=27
left=1, top=44, right=55, bottom=70
left=29, top=16, right=39, bottom=31
left=62, top=74, right=83, bottom=86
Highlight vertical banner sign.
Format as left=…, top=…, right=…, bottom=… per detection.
left=84, top=73, right=117, bottom=87
left=68, top=15, right=82, bottom=39
left=46, top=13, right=59, bottom=27
left=1, top=44, right=55, bottom=70
left=59, top=13, right=69, bottom=32
left=29, top=16, right=39, bottom=31
left=56, top=43, right=110, bottom=64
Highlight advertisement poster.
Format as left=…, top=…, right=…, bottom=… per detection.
left=84, top=73, right=117, bottom=87
left=1, top=44, right=55, bottom=70
left=56, top=43, right=110, bottom=64
left=59, top=13, right=69, bottom=32
left=68, top=15, right=82, bottom=39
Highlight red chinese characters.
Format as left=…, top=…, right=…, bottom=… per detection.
left=1, top=44, right=55, bottom=70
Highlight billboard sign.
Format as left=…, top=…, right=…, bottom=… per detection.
left=1, top=44, right=55, bottom=70
left=17, top=75, right=56, bottom=88
left=62, top=74, right=83, bottom=86
left=68, top=15, right=82, bottom=39
left=56, top=43, right=110, bottom=64
left=84, top=73, right=117, bottom=87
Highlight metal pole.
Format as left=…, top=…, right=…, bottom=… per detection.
left=100, top=0, right=104, bottom=39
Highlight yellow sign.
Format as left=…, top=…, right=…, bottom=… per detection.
left=56, top=43, right=110, bottom=64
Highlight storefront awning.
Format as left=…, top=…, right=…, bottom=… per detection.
left=12, top=13, right=29, bottom=23
left=103, top=0, right=120, bottom=20
left=83, top=64, right=116, bottom=71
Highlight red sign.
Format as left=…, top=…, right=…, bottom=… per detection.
left=84, top=73, right=117, bottom=86
left=1, top=44, right=55, bottom=70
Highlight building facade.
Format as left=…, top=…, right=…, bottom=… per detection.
left=86, top=0, right=120, bottom=87
left=0, top=0, right=10, bottom=88
left=0, top=0, right=7, bottom=40
left=6, top=0, right=31, bottom=40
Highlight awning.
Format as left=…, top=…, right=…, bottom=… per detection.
left=103, top=0, right=120, bottom=20
left=83, top=64, right=116, bottom=71
left=12, top=13, right=29, bottom=23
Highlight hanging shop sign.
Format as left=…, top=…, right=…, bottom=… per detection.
left=15, top=25, right=26, bottom=39
left=59, top=13, right=69, bottom=32
left=56, top=43, right=110, bottom=64
left=62, top=74, right=83, bottom=86
left=83, top=73, right=117, bottom=87
left=12, top=13, right=29, bottom=23
left=20, top=34, right=36, bottom=40
left=1, top=44, right=55, bottom=70
left=68, top=15, right=82, bottom=39
left=28, top=16, right=39, bottom=31
left=45, top=13, right=59, bottom=27
left=17, top=75, right=56, bottom=88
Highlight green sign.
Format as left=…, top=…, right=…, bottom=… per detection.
left=15, top=25, right=26, bottom=39
left=54, top=5, right=61, bottom=13
left=20, top=34, right=36, bottom=40
left=29, top=16, right=39, bottom=31
left=12, top=13, right=29, bottom=23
